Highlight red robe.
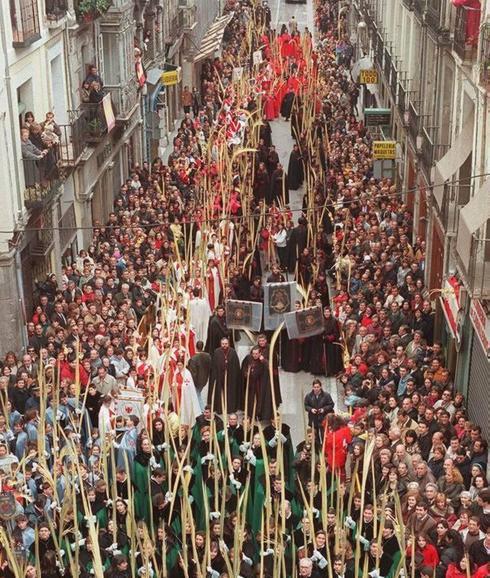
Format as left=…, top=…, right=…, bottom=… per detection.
left=323, top=425, right=352, bottom=471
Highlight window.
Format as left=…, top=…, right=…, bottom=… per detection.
left=10, top=0, right=41, bottom=48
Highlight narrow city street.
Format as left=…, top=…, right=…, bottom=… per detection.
left=2, top=0, right=489, bottom=575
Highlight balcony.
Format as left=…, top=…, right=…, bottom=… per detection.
left=390, top=62, right=398, bottom=100
left=453, top=5, right=480, bottom=61
left=375, top=33, right=384, bottom=69
left=78, top=102, right=109, bottom=144
left=420, top=126, right=435, bottom=179
left=10, top=0, right=41, bottom=48
left=464, top=236, right=490, bottom=299
left=407, top=101, right=420, bottom=145
left=384, top=49, right=392, bottom=86
left=57, top=113, right=87, bottom=165
left=397, top=79, right=407, bottom=112
left=22, top=158, right=61, bottom=211
left=480, top=23, right=490, bottom=86
left=45, top=0, right=68, bottom=26
left=106, top=81, right=139, bottom=121
left=74, top=0, right=112, bottom=25
left=413, top=0, right=424, bottom=19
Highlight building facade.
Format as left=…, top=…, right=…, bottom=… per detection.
left=0, top=0, right=223, bottom=354
left=350, top=0, right=490, bottom=437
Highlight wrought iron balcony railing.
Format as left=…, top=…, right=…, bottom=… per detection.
left=45, top=0, right=68, bottom=22
left=464, top=236, right=490, bottom=298
left=22, top=158, right=62, bottom=211
left=407, top=101, right=420, bottom=144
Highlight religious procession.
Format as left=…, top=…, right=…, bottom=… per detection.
left=0, top=0, right=489, bottom=578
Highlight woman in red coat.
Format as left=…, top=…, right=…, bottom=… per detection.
left=407, top=534, right=439, bottom=570
left=323, top=414, right=352, bottom=480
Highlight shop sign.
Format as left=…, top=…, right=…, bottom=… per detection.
left=359, top=69, right=378, bottom=84
left=372, top=140, right=396, bottom=159
left=470, top=299, right=490, bottom=357
left=161, top=67, right=182, bottom=86
left=364, top=108, right=391, bottom=126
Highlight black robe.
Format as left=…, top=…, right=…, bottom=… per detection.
left=306, top=316, right=343, bottom=376
left=208, top=347, right=242, bottom=413
left=269, top=168, right=289, bottom=205
left=241, top=354, right=272, bottom=420
left=280, top=91, right=295, bottom=119
left=253, top=168, right=270, bottom=202
left=258, top=344, right=282, bottom=409
left=288, top=149, right=304, bottom=190
left=205, top=314, right=231, bottom=354
left=287, top=223, right=308, bottom=273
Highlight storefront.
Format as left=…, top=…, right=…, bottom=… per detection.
left=467, top=299, right=490, bottom=439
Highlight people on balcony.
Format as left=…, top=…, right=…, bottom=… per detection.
left=20, top=128, right=48, bottom=188
left=84, top=64, right=104, bottom=89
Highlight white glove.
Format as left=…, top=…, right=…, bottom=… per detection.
left=75, top=408, right=82, bottom=415
left=262, top=548, right=274, bottom=556
left=368, top=570, right=382, bottom=578
left=201, top=452, right=215, bottom=464
left=49, top=501, right=58, bottom=510
left=156, top=443, right=169, bottom=451
left=149, top=456, right=159, bottom=470
left=239, top=442, right=250, bottom=453
left=183, top=465, right=194, bottom=474
left=313, top=550, right=327, bottom=569
left=78, top=538, right=86, bottom=547
left=359, top=536, right=370, bottom=551
left=84, top=515, right=96, bottom=525
left=164, top=491, right=173, bottom=503
left=268, top=437, right=278, bottom=448
left=105, top=499, right=113, bottom=507
left=207, top=567, right=220, bottom=578
left=113, top=441, right=120, bottom=449
left=210, top=511, right=221, bottom=520
left=113, top=549, right=122, bottom=556
left=59, top=549, right=65, bottom=558
left=245, top=449, right=256, bottom=466
left=86, top=438, right=93, bottom=448
left=31, top=463, right=38, bottom=472
left=230, top=476, right=242, bottom=490
left=344, top=515, right=356, bottom=529
left=242, top=553, right=253, bottom=566
left=310, top=551, right=320, bottom=563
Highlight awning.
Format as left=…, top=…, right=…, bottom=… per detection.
left=351, top=56, right=373, bottom=80
left=456, top=177, right=490, bottom=265
left=193, top=13, right=234, bottom=63
left=431, top=115, right=474, bottom=208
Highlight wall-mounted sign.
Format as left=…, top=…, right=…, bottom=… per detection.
left=364, top=108, right=391, bottom=126
left=470, top=299, right=490, bottom=357
left=359, top=69, right=378, bottom=84
left=161, top=67, right=182, bottom=86
left=372, top=140, right=396, bottom=159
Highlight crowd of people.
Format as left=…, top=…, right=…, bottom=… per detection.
left=2, top=0, right=489, bottom=577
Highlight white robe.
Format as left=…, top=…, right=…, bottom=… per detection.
left=189, top=297, right=211, bottom=344
left=175, top=369, right=201, bottom=427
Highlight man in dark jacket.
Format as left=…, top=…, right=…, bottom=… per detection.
left=304, top=379, right=334, bottom=437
